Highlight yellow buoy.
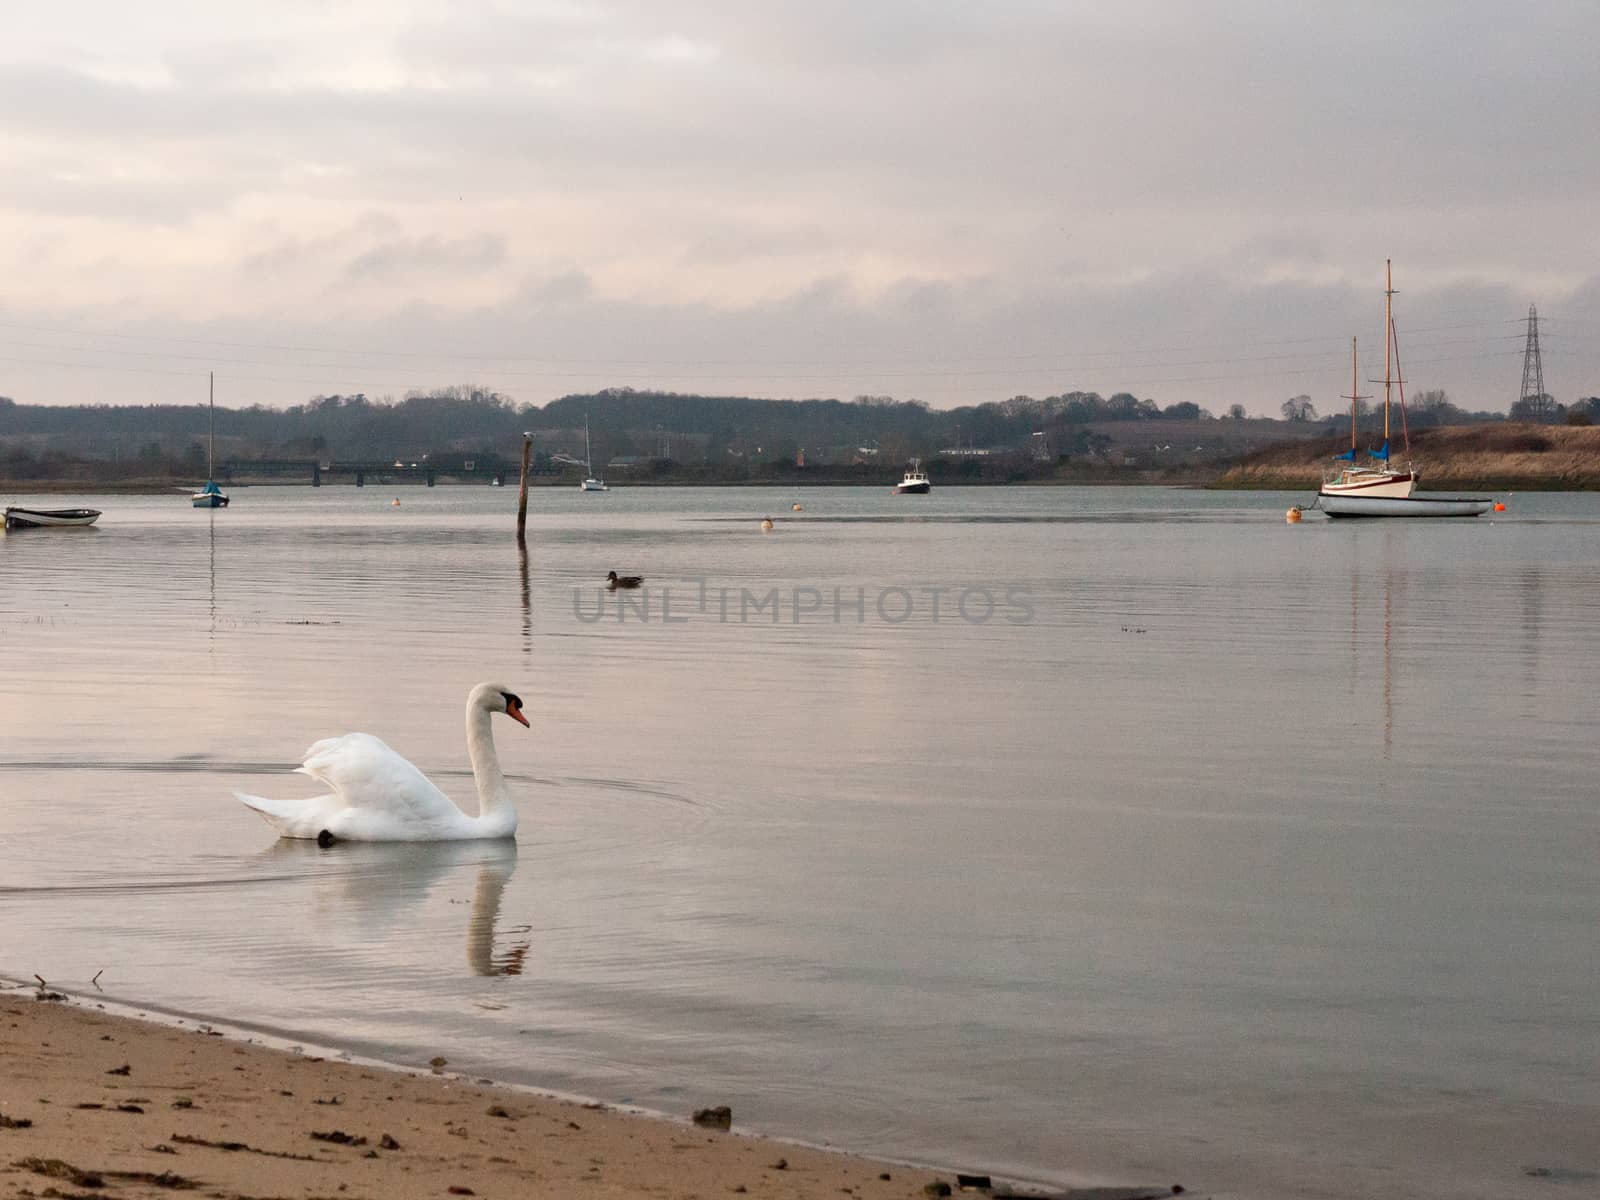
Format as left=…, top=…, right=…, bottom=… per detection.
left=760, top=517, right=774, bottom=532
left=1286, top=506, right=1302, bottom=523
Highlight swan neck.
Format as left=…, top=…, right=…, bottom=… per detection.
left=465, top=700, right=514, bottom=827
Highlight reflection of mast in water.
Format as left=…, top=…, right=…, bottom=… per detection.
left=208, top=509, right=218, bottom=650
left=1382, top=559, right=1393, bottom=761
left=1349, top=569, right=1359, bottom=687
left=1377, top=528, right=1404, bottom=762
left=518, top=537, right=532, bottom=659
left=1348, top=536, right=1398, bottom=760
left=1518, top=567, right=1543, bottom=700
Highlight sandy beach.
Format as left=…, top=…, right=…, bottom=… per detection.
left=0, top=988, right=930, bottom=1200
left=0, top=986, right=1182, bottom=1200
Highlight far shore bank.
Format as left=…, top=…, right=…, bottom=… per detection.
left=3, top=474, right=1216, bottom=493
left=8, top=473, right=1593, bottom=494
left=11, top=425, right=1600, bottom=493
left=1211, top=422, right=1600, bottom=491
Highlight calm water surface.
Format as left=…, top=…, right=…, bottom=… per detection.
left=2, top=485, right=1598, bottom=1199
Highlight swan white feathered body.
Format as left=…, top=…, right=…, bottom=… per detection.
left=235, top=682, right=529, bottom=842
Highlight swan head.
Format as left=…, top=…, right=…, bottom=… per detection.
left=471, top=681, right=530, bottom=728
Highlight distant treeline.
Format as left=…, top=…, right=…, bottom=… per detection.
left=2, top=384, right=1587, bottom=470
left=1, top=386, right=1226, bottom=465
left=0, top=385, right=1205, bottom=442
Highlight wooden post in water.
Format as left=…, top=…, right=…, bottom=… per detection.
left=516, top=433, right=532, bottom=539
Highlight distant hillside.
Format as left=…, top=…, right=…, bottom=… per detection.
left=11, top=387, right=1575, bottom=489
left=1213, top=423, right=1600, bottom=490
left=0, top=386, right=1330, bottom=473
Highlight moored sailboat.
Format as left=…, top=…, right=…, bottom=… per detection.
left=1319, top=335, right=1418, bottom=501
left=1314, top=263, right=1490, bottom=518
left=1320, top=261, right=1416, bottom=502
left=192, top=373, right=230, bottom=508
left=579, top=413, right=608, bottom=492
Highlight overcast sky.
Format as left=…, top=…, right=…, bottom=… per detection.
left=2, top=1, right=1597, bottom=414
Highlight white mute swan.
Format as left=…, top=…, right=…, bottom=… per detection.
left=235, top=682, right=529, bottom=842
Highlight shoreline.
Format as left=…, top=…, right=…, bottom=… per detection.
left=4, top=477, right=1213, bottom=493
left=1211, top=423, right=1600, bottom=491
left=0, top=979, right=1187, bottom=1200
left=9, top=475, right=1592, bottom=493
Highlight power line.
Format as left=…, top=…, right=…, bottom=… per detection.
left=0, top=314, right=1529, bottom=372
left=0, top=345, right=1527, bottom=398
left=0, top=325, right=1528, bottom=386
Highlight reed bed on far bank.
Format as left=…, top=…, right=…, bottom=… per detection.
left=1212, top=423, right=1600, bottom=490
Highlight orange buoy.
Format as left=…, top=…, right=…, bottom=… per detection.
left=1286, top=506, right=1303, bottom=523
left=792, top=502, right=803, bottom=511
left=760, top=517, right=774, bottom=532
left=1493, top=502, right=1506, bottom=512
left=391, top=498, right=401, bottom=507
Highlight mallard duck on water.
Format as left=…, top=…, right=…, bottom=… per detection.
left=607, top=571, right=643, bottom=589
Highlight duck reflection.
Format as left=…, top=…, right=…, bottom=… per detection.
left=258, top=839, right=530, bottom=976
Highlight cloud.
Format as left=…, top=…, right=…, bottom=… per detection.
left=343, top=234, right=508, bottom=283
left=0, top=2, right=1596, bottom=411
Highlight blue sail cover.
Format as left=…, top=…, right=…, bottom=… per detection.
left=199, top=479, right=223, bottom=495
left=1369, top=440, right=1390, bottom=461
left=1334, top=447, right=1357, bottom=461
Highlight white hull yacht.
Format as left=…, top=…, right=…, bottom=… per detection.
left=1313, top=262, right=1488, bottom=519
left=579, top=414, right=608, bottom=492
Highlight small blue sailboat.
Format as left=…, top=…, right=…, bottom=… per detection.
left=192, top=372, right=230, bottom=508
left=192, top=478, right=227, bottom=508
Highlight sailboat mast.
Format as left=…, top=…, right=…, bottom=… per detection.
left=1343, top=337, right=1369, bottom=454
left=1383, top=259, right=1394, bottom=442
left=208, top=371, right=215, bottom=476
left=1349, top=338, right=1358, bottom=451
left=1390, top=311, right=1413, bottom=456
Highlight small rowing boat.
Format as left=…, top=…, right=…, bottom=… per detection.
left=4, top=506, right=102, bottom=529
left=1316, top=494, right=1492, bottom=518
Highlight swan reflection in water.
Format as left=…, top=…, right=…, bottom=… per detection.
left=258, top=838, right=530, bottom=976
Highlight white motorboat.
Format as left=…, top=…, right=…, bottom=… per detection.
left=893, top=459, right=931, bottom=495
left=4, top=506, right=102, bottom=529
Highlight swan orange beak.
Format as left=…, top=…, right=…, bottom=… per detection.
left=506, top=699, right=530, bottom=727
